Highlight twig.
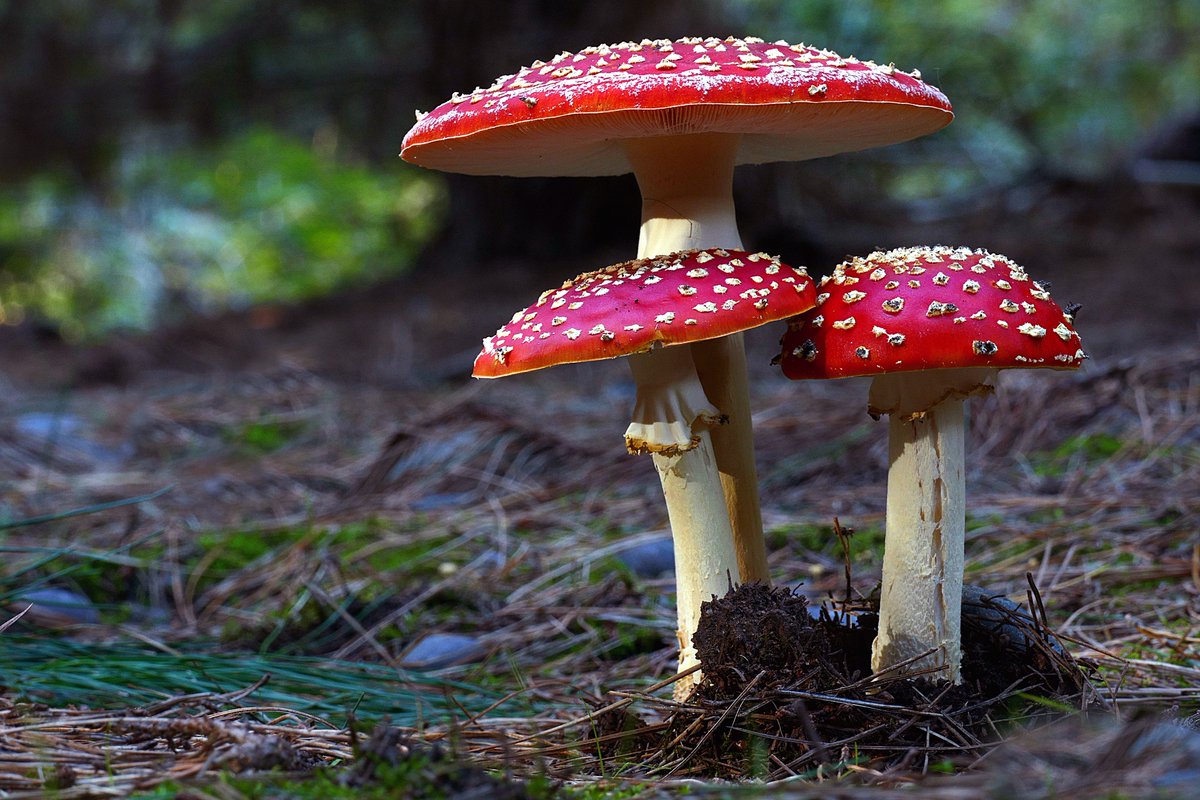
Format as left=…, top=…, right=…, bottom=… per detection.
left=663, top=669, right=766, bottom=778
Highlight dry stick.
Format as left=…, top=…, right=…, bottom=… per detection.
left=923, top=684, right=979, bottom=750
left=833, top=516, right=854, bottom=605
left=776, top=689, right=948, bottom=718
left=137, top=674, right=272, bottom=716
left=305, top=580, right=400, bottom=669
left=334, top=545, right=499, bottom=661
left=505, top=530, right=669, bottom=603
left=780, top=724, right=890, bottom=775
left=790, top=698, right=831, bottom=766
left=922, top=725, right=932, bottom=774
left=493, top=664, right=703, bottom=750
left=204, top=707, right=339, bottom=731
left=769, top=752, right=799, bottom=778
left=1052, top=629, right=1127, bottom=661
left=1026, top=571, right=1052, bottom=636
left=851, top=646, right=945, bottom=691
left=115, top=625, right=185, bottom=658
left=1193, top=541, right=1200, bottom=593
left=451, top=686, right=545, bottom=732
left=663, top=669, right=767, bottom=778
left=725, top=723, right=828, bottom=746
left=524, top=722, right=674, bottom=759
left=954, top=679, right=1046, bottom=716
left=0, top=604, right=31, bottom=633
left=884, top=679, right=988, bottom=751
left=1023, top=570, right=1100, bottom=698
left=443, top=689, right=481, bottom=741
left=659, top=714, right=708, bottom=753
left=605, top=690, right=697, bottom=719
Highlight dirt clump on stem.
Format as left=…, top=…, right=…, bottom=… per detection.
left=643, top=580, right=1099, bottom=780
left=691, top=582, right=833, bottom=695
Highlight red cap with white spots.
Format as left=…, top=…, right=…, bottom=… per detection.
left=778, top=246, right=1086, bottom=380
left=474, top=249, right=816, bottom=378
left=403, top=36, right=952, bottom=177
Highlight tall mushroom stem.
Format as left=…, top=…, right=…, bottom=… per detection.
left=626, top=344, right=741, bottom=699
left=868, top=368, right=995, bottom=684
left=624, top=133, right=770, bottom=585
left=874, top=396, right=965, bottom=683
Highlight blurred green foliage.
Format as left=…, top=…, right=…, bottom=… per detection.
left=0, top=0, right=1197, bottom=337
left=736, top=0, right=1200, bottom=192
left=0, top=129, right=443, bottom=339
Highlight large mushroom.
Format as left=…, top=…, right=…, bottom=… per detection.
left=403, top=36, right=953, bottom=586
left=776, top=246, right=1085, bottom=683
left=475, top=248, right=816, bottom=696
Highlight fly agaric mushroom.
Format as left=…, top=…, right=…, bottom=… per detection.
left=403, top=36, right=953, bottom=587
left=776, top=246, right=1085, bottom=684
left=475, top=248, right=816, bottom=696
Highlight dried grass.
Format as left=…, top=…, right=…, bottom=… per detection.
left=1, top=321, right=1197, bottom=795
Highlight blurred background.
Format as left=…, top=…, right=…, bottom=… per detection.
left=3, top=6, right=1198, bottom=782
left=1, top=0, right=1197, bottom=378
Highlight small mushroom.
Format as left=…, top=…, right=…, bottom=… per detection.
left=404, top=36, right=954, bottom=587
left=476, top=248, right=816, bottom=697
left=777, top=246, right=1085, bottom=684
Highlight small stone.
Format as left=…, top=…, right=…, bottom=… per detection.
left=12, top=587, right=101, bottom=625
left=399, top=633, right=487, bottom=670
left=614, top=535, right=675, bottom=578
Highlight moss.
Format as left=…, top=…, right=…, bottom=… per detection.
left=595, top=621, right=668, bottom=662
left=358, top=534, right=453, bottom=577
left=190, top=519, right=418, bottom=589
left=225, top=418, right=308, bottom=454
left=1028, top=432, right=1125, bottom=477
left=965, top=511, right=1005, bottom=533
left=766, top=522, right=883, bottom=560
left=966, top=539, right=1041, bottom=573
left=929, top=759, right=957, bottom=774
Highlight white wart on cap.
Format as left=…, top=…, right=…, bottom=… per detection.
left=473, top=247, right=817, bottom=700
left=779, top=245, right=1086, bottom=387
left=475, top=248, right=815, bottom=378
left=404, top=36, right=953, bottom=176
left=777, top=245, right=1086, bottom=685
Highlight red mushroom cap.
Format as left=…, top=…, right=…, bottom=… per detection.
left=474, top=249, right=816, bottom=378
left=778, top=246, right=1086, bottom=380
left=403, top=36, right=952, bottom=177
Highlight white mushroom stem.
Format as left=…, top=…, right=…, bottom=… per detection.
left=868, top=368, right=995, bottom=684
left=624, top=133, right=770, bottom=585
left=626, top=345, right=741, bottom=700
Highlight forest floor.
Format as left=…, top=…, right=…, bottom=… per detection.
left=1, top=177, right=1198, bottom=798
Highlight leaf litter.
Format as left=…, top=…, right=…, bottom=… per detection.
left=0, top=271, right=1198, bottom=796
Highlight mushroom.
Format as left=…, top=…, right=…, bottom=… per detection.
left=776, top=246, right=1085, bottom=683
left=475, top=248, right=816, bottom=696
left=403, top=36, right=953, bottom=586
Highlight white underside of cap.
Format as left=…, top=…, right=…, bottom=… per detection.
left=868, top=367, right=997, bottom=421
left=624, top=348, right=724, bottom=455
left=406, top=100, right=950, bottom=177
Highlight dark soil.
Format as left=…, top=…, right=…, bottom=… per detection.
left=692, top=583, right=833, bottom=695
left=642, top=582, right=1098, bottom=779
left=1, top=174, right=1196, bottom=796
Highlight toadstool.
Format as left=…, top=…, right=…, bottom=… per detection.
left=475, top=248, right=816, bottom=696
left=403, top=36, right=954, bottom=586
left=776, top=246, right=1085, bottom=683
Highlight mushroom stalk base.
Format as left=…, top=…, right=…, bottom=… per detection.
left=872, top=397, right=966, bottom=684
left=626, top=346, right=740, bottom=700
left=692, top=333, right=767, bottom=582
left=653, top=435, right=742, bottom=700
left=625, top=133, right=770, bottom=586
